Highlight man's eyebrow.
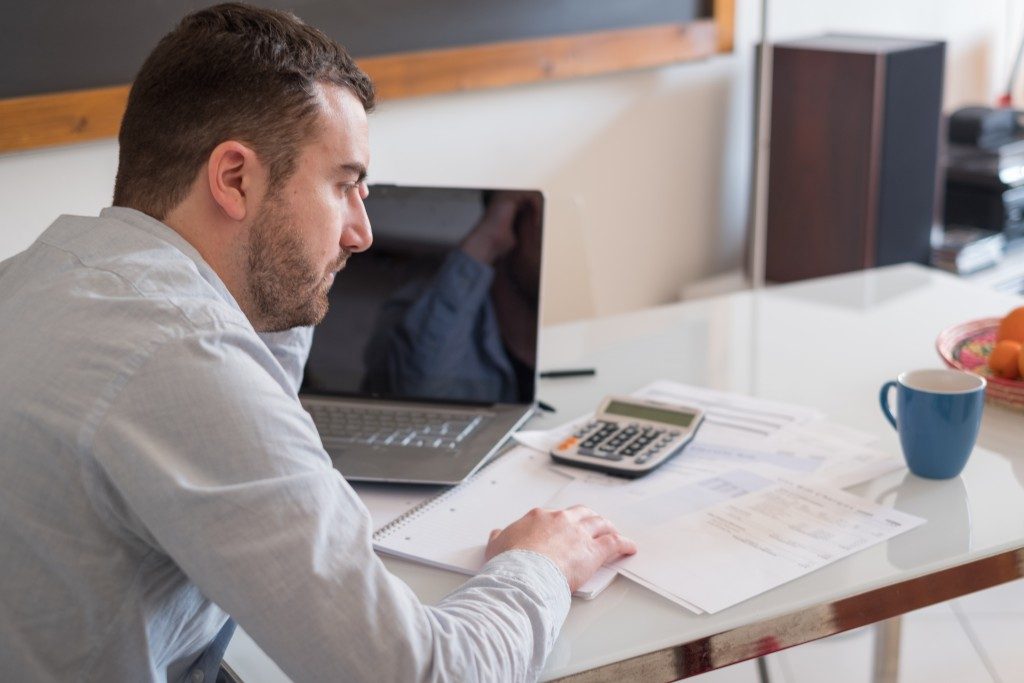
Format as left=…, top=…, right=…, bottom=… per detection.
left=336, top=162, right=367, bottom=182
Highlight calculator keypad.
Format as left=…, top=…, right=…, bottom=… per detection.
left=551, top=399, right=702, bottom=478
left=563, top=421, right=685, bottom=464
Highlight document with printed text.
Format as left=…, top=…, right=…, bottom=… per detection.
left=369, top=380, right=916, bottom=614
left=614, top=476, right=924, bottom=613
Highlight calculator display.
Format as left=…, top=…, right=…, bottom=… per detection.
left=604, top=400, right=696, bottom=427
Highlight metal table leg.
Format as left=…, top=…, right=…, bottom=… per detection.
left=872, top=617, right=902, bottom=683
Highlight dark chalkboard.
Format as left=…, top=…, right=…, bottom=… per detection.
left=0, top=0, right=708, bottom=99
left=0, top=0, right=729, bottom=153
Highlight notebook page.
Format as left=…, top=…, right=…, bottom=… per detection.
left=374, top=446, right=616, bottom=598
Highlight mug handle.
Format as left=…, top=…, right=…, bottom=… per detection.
left=879, top=381, right=898, bottom=430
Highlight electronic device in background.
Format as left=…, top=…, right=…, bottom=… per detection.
left=930, top=225, right=1006, bottom=275
left=550, top=396, right=704, bottom=478
left=944, top=107, right=1024, bottom=243
left=948, top=106, right=1020, bottom=148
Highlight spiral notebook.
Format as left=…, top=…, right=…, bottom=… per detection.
left=372, top=446, right=618, bottom=599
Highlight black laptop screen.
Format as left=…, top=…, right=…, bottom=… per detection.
left=301, top=185, right=543, bottom=405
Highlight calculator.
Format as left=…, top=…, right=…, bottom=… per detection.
left=550, top=395, right=704, bottom=478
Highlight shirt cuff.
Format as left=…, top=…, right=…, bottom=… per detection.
left=483, top=549, right=572, bottom=632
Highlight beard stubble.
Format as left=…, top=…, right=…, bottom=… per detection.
left=245, top=200, right=348, bottom=332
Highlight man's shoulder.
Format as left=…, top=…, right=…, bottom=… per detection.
left=0, top=212, right=263, bottom=402
left=0, top=212, right=293, bottom=458
left=25, top=211, right=249, bottom=335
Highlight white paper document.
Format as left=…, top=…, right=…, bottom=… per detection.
left=514, top=380, right=822, bottom=453
left=515, top=380, right=901, bottom=490
left=514, top=412, right=591, bottom=453
left=375, top=380, right=914, bottom=614
left=765, top=428, right=902, bottom=489
left=634, top=380, right=823, bottom=444
left=549, top=467, right=774, bottom=528
left=633, top=381, right=901, bottom=487
left=615, top=477, right=925, bottom=614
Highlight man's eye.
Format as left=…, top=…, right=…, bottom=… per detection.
left=339, top=179, right=368, bottom=198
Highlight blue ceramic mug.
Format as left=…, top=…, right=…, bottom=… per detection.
left=879, top=369, right=986, bottom=479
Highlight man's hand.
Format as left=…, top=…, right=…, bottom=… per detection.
left=460, top=192, right=536, bottom=265
left=484, top=506, right=637, bottom=592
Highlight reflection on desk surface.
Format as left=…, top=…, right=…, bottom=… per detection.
left=877, top=471, right=971, bottom=568
left=769, top=265, right=934, bottom=311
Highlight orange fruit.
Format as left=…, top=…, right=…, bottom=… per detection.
left=989, top=339, right=1022, bottom=378
left=997, top=306, right=1024, bottom=343
left=1019, top=345, right=1024, bottom=379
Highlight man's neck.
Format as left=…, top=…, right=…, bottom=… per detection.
left=161, top=201, right=260, bottom=327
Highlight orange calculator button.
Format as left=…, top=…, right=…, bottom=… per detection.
left=556, top=436, right=579, bottom=452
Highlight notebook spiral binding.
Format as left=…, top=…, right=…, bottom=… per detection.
left=373, top=483, right=467, bottom=541
left=372, top=450, right=511, bottom=541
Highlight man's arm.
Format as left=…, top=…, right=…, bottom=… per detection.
left=89, top=329, right=632, bottom=681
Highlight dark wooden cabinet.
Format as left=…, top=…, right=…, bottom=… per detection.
left=765, top=35, right=945, bottom=283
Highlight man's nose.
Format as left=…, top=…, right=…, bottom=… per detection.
left=343, top=194, right=373, bottom=253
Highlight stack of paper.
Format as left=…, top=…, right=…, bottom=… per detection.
left=555, top=470, right=922, bottom=613
left=515, top=380, right=903, bottom=490
left=372, top=380, right=923, bottom=615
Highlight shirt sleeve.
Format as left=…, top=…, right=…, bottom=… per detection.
left=88, top=328, right=570, bottom=682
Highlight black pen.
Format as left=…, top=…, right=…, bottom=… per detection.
left=539, top=368, right=596, bottom=379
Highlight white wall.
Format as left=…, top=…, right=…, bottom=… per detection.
left=765, top=0, right=1009, bottom=109
left=0, top=2, right=1015, bottom=323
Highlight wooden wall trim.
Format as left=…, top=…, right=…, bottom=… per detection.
left=365, top=20, right=719, bottom=100
left=714, top=0, right=736, bottom=53
left=0, top=85, right=131, bottom=155
left=0, top=18, right=729, bottom=155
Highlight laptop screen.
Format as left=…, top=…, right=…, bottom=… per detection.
left=302, top=185, right=543, bottom=406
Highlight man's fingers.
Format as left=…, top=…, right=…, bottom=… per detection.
left=577, top=514, right=618, bottom=539
left=561, top=507, right=625, bottom=541
left=560, top=505, right=597, bottom=522
left=592, top=531, right=638, bottom=561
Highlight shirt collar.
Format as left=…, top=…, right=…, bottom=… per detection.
left=99, top=206, right=245, bottom=317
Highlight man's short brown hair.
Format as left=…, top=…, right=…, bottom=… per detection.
left=113, top=2, right=375, bottom=219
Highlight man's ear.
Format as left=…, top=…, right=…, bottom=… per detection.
left=207, top=141, right=263, bottom=222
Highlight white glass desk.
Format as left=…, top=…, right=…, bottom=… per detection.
left=225, top=264, right=1024, bottom=681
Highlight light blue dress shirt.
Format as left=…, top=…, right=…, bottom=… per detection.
left=0, top=207, right=570, bottom=682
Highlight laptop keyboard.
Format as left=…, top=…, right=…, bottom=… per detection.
left=306, top=402, right=486, bottom=450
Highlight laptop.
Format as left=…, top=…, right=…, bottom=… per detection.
left=300, top=184, right=544, bottom=484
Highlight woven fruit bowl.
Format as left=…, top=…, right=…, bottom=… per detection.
left=936, top=317, right=1024, bottom=410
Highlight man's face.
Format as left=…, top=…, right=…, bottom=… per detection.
left=245, top=84, right=372, bottom=332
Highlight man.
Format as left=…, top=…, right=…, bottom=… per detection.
left=0, top=4, right=635, bottom=682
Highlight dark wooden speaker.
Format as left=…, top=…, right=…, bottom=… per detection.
left=765, top=35, right=945, bottom=283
